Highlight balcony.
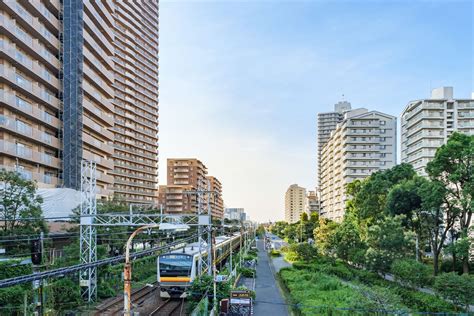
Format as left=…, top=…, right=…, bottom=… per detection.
left=0, top=116, right=59, bottom=148
left=0, top=65, right=60, bottom=108
left=0, top=90, right=60, bottom=129
left=83, top=97, right=114, bottom=127
left=0, top=164, right=59, bottom=187
left=82, top=115, right=114, bottom=141
left=82, top=150, right=113, bottom=170
left=0, top=140, right=60, bottom=168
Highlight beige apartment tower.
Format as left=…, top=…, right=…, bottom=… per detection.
left=317, top=101, right=351, bottom=187
left=285, top=184, right=306, bottom=224
left=401, top=87, right=474, bottom=176
left=0, top=1, right=159, bottom=203
left=320, top=109, right=397, bottom=221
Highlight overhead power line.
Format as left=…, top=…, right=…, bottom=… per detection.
left=0, top=233, right=201, bottom=288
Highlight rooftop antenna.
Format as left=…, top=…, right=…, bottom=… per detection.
left=342, top=93, right=345, bottom=101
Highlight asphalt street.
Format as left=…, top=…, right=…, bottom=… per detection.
left=253, top=239, right=289, bottom=316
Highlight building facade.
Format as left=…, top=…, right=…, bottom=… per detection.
left=401, top=87, right=474, bottom=176
left=224, top=208, right=246, bottom=222
left=306, top=190, right=320, bottom=215
left=317, top=101, right=351, bottom=187
left=0, top=1, right=159, bottom=203
left=320, top=109, right=397, bottom=221
left=284, top=184, right=307, bottom=224
left=159, top=159, right=224, bottom=218
left=207, top=176, right=224, bottom=219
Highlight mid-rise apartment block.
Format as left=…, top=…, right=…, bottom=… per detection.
left=285, top=184, right=306, bottom=224
left=159, top=158, right=224, bottom=218
left=401, top=87, right=474, bottom=176
left=207, top=176, right=224, bottom=219
left=0, top=1, right=159, bottom=203
left=317, top=101, right=351, bottom=187
left=320, top=109, right=397, bottom=221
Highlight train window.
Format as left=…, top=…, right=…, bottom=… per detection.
left=159, top=254, right=193, bottom=276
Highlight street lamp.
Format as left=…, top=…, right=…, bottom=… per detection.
left=123, top=224, right=161, bottom=316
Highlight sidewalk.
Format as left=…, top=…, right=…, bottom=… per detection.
left=253, top=239, right=289, bottom=316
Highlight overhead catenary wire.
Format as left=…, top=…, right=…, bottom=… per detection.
left=0, top=231, right=205, bottom=288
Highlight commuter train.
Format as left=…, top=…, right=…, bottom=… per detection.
left=157, top=232, right=244, bottom=298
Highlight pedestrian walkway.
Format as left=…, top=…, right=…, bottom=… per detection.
left=253, top=239, right=289, bottom=316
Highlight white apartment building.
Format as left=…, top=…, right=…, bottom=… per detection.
left=317, top=101, right=352, bottom=186
left=320, top=109, right=397, bottom=221
left=401, top=87, right=474, bottom=176
left=285, top=184, right=307, bottom=223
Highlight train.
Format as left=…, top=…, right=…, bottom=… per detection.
left=157, top=232, right=245, bottom=298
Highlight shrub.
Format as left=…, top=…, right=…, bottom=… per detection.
left=391, top=259, right=433, bottom=289
left=287, top=242, right=318, bottom=262
left=434, top=272, right=474, bottom=311
left=270, top=250, right=281, bottom=257
left=393, top=287, right=457, bottom=313
left=239, top=267, right=256, bottom=278
left=319, top=263, right=353, bottom=280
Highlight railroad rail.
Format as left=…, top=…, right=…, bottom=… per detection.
left=95, top=282, right=158, bottom=315
left=150, top=297, right=186, bottom=316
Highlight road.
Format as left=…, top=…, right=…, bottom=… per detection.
left=253, top=239, right=289, bottom=316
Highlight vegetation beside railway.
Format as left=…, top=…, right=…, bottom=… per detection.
left=278, top=255, right=464, bottom=315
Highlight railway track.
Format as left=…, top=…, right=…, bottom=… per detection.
left=94, top=282, right=158, bottom=315
left=150, top=297, right=185, bottom=316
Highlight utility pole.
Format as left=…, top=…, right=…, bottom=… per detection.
left=212, top=229, right=217, bottom=311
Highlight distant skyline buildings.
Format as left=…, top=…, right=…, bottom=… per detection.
left=401, top=87, right=474, bottom=176
left=285, top=184, right=307, bottom=223
left=319, top=108, right=397, bottom=221
left=224, top=208, right=246, bottom=222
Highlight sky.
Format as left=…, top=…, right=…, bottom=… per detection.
left=158, top=0, right=473, bottom=223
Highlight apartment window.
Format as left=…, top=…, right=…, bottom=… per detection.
left=380, top=129, right=386, bottom=134
left=380, top=120, right=386, bottom=125
left=379, top=145, right=386, bottom=149
left=16, top=119, right=32, bottom=135
left=15, top=96, right=32, bottom=112
left=15, top=74, right=30, bottom=88
left=380, top=153, right=386, bottom=158
left=42, top=132, right=52, bottom=144
left=379, top=137, right=386, bottom=141
left=15, top=142, right=31, bottom=158
left=42, top=111, right=54, bottom=124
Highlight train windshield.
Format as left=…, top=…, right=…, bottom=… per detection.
left=159, top=254, right=193, bottom=277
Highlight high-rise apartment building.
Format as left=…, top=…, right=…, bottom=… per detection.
left=284, top=184, right=306, bottom=224
left=401, top=87, right=474, bottom=176
left=317, top=101, right=351, bottom=186
left=0, top=1, right=159, bottom=203
left=320, top=109, right=397, bottom=221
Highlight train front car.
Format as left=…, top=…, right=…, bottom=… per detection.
left=157, top=253, right=194, bottom=298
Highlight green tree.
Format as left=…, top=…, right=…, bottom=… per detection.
left=351, top=164, right=416, bottom=226
left=386, top=176, right=430, bottom=260
left=426, top=132, right=474, bottom=274
left=0, top=170, right=47, bottom=252
left=333, top=214, right=366, bottom=265
left=391, top=259, right=433, bottom=289
left=314, top=218, right=339, bottom=256
left=365, top=216, right=413, bottom=274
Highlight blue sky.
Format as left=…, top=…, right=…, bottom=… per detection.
left=159, top=0, right=473, bottom=222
